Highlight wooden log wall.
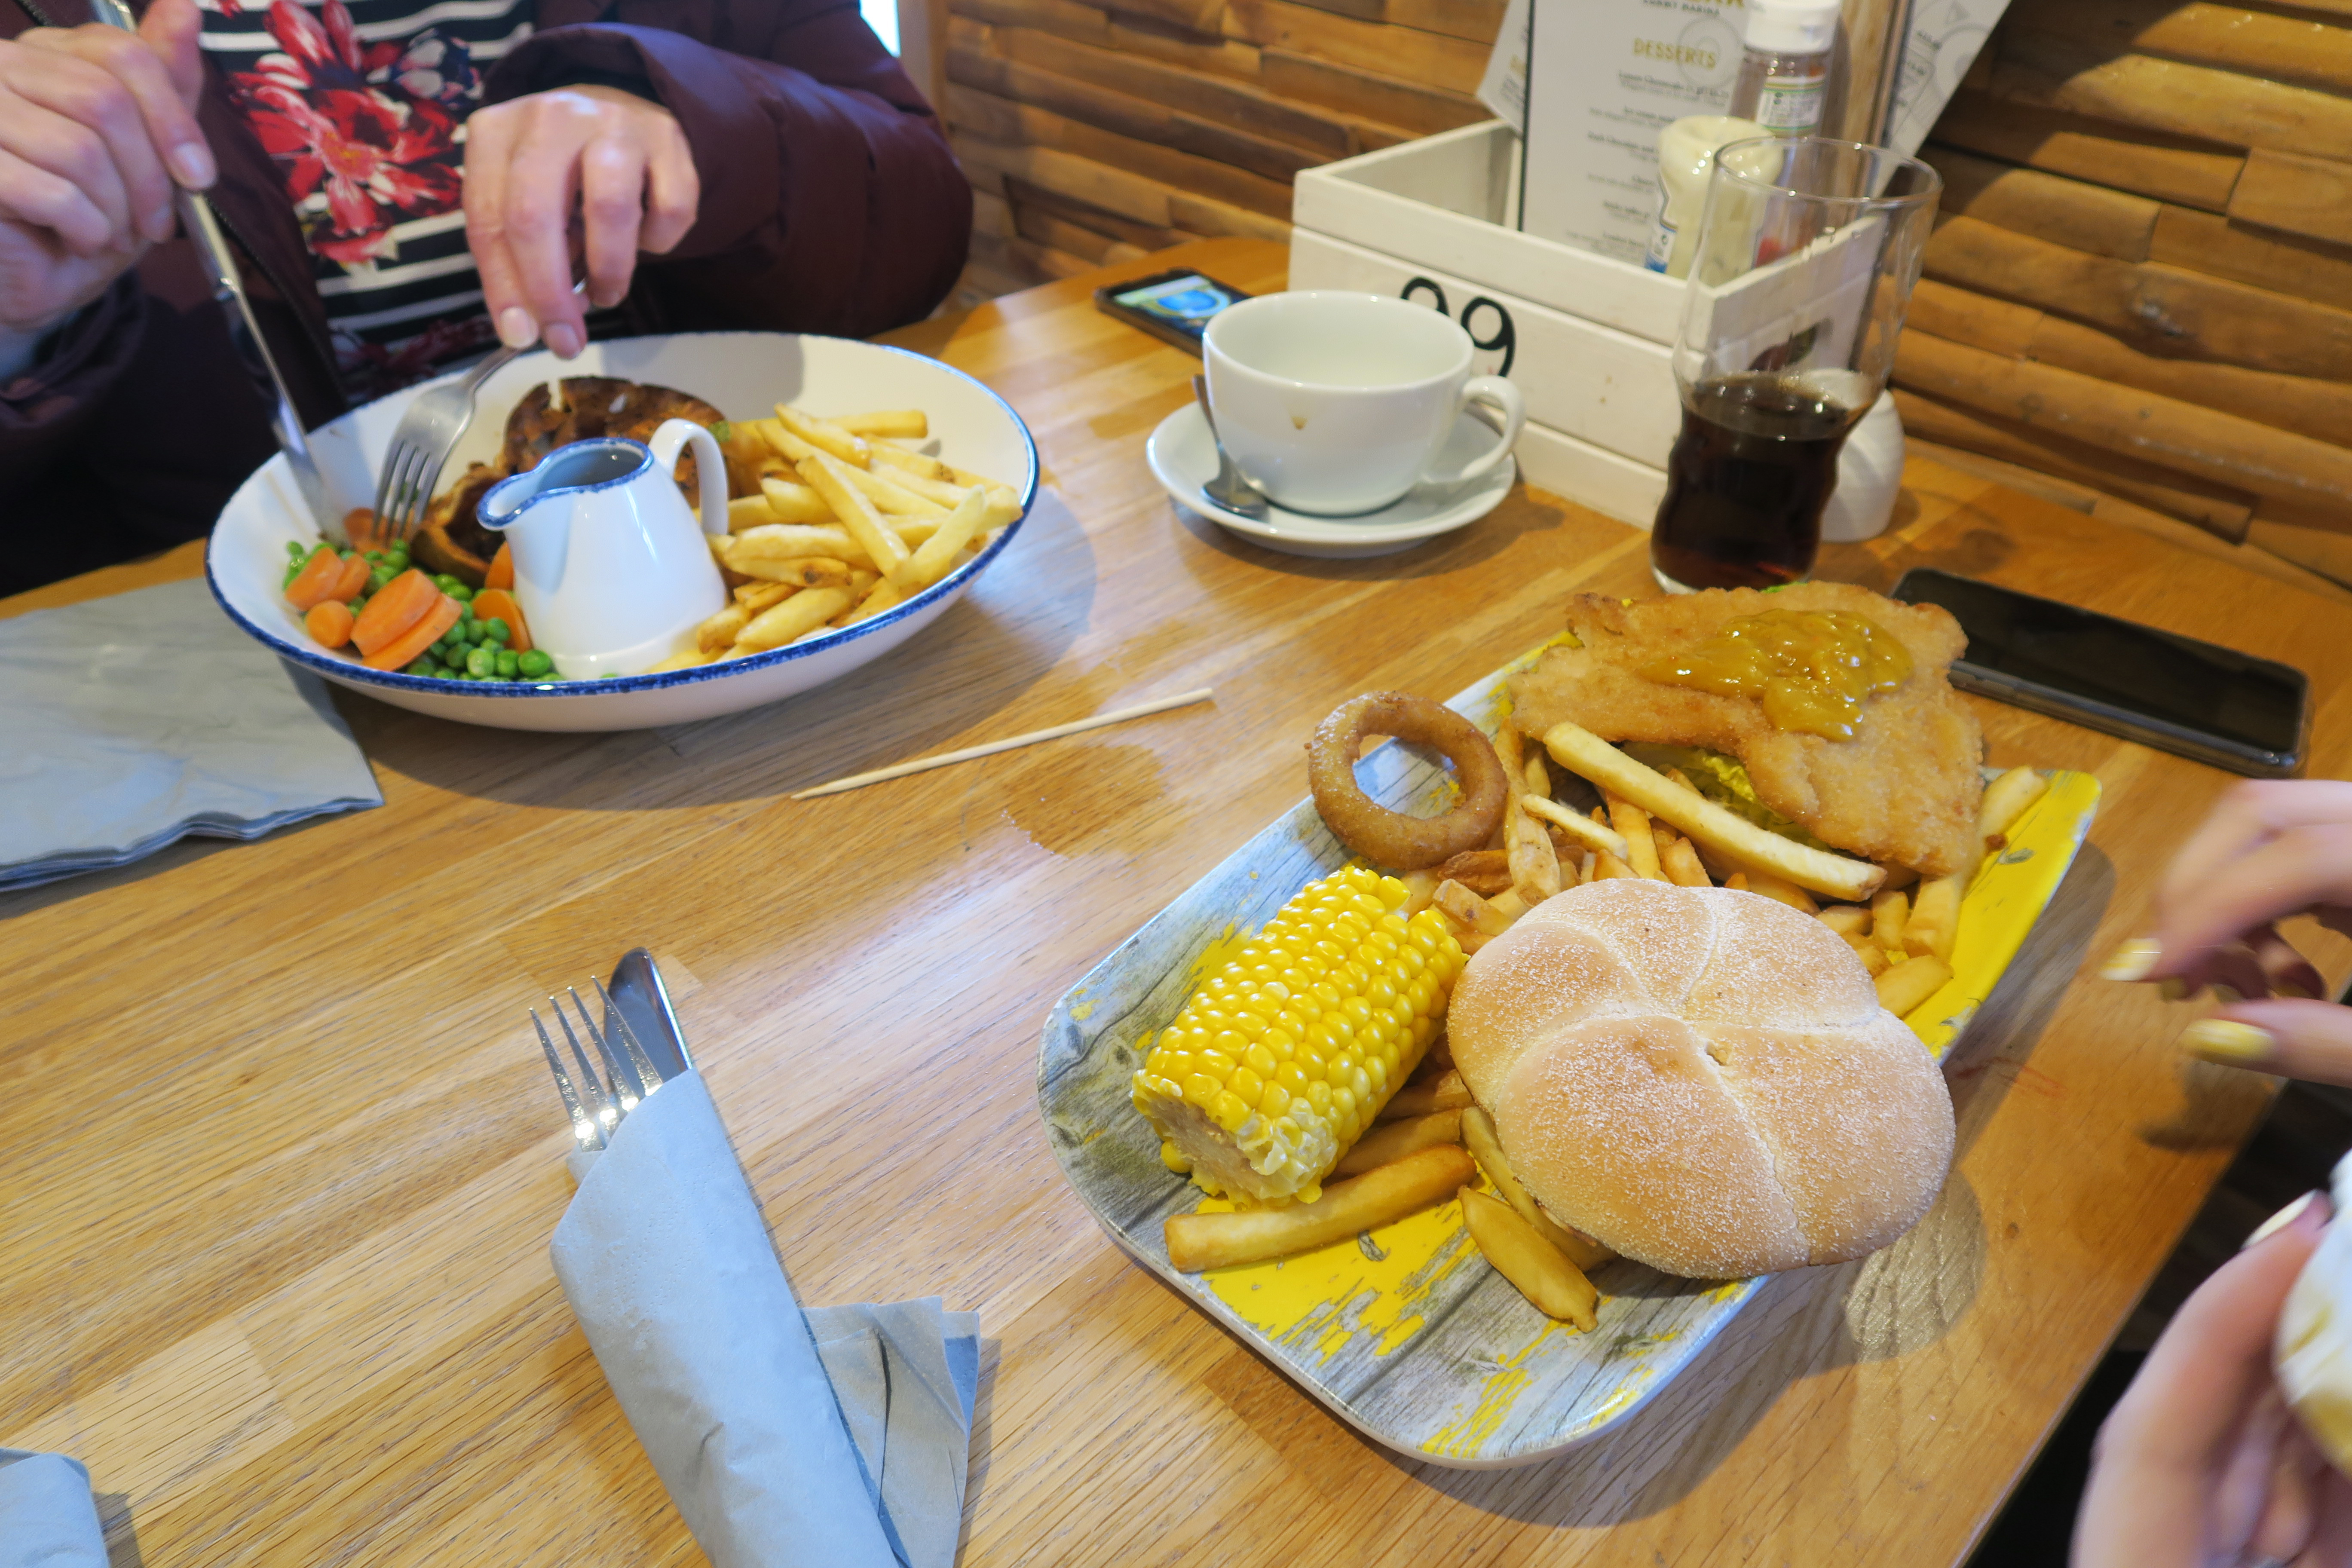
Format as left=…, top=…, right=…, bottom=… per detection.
left=934, top=0, right=1500, bottom=302
left=1896, top=0, right=2352, bottom=586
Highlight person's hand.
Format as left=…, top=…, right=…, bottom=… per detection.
left=2105, top=780, right=2352, bottom=1079
left=462, top=84, right=697, bottom=361
left=0, top=0, right=211, bottom=338
left=2076, top=1191, right=2352, bottom=1566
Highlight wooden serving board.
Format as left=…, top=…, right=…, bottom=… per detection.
left=1034, top=642, right=2100, bottom=1468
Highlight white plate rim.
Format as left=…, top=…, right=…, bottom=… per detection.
left=204, top=335, right=1039, bottom=700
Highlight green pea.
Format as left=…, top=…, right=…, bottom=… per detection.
left=284, top=564, right=303, bottom=589
left=286, top=540, right=308, bottom=560
left=479, top=616, right=505, bottom=641
left=447, top=582, right=475, bottom=603
left=405, top=657, right=436, bottom=677
left=370, top=569, right=396, bottom=592
left=466, top=646, right=496, bottom=678
left=364, top=549, right=383, bottom=561
left=495, top=649, right=519, bottom=678
left=518, top=649, right=553, bottom=678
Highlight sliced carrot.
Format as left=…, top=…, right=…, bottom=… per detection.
left=285, top=546, right=346, bottom=610
left=343, top=508, right=387, bottom=553
left=469, top=588, right=532, bottom=653
left=306, top=599, right=356, bottom=649
left=331, top=552, right=371, bottom=602
left=484, top=541, right=514, bottom=591
left=364, top=592, right=461, bottom=671
left=352, top=567, right=438, bottom=656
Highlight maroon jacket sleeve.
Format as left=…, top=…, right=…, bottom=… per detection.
left=484, top=7, right=971, bottom=339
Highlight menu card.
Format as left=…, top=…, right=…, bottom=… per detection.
left=1519, top=0, right=1744, bottom=264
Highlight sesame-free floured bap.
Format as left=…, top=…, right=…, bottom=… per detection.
left=1449, top=880, right=1955, bottom=1278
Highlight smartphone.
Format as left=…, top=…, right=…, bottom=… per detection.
left=1890, top=567, right=2309, bottom=777
left=1093, top=270, right=1250, bottom=353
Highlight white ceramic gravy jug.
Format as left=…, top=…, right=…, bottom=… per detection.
left=479, top=418, right=727, bottom=679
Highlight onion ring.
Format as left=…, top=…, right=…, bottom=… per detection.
left=1306, top=691, right=1510, bottom=871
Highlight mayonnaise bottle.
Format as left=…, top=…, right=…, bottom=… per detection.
left=1642, top=115, right=1769, bottom=278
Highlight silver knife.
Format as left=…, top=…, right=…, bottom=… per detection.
left=87, top=0, right=343, bottom=539
left=606, top=948, right=694, bottom=1082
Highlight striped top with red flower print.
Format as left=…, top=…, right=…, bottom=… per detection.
left=198, top=0, right=534, bottom=402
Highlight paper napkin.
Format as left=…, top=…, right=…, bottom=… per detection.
left=0, top=1448, right=107, bottom=1567
left=551, top=1073, right=979, bottom=1568
left=0, top=577, right=381, bottom=892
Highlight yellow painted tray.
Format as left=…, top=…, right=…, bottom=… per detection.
left=1035, top=643, right=2099, bottom=1467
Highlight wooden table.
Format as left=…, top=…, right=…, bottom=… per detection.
left=6, top=236, right=2348, bottom=1567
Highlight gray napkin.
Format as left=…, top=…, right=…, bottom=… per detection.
left=0, top=578, right=381, bottom=891
left=551, top=1072, right=979, bottom=1568
left=0, top=1448, right=106, bottom=1567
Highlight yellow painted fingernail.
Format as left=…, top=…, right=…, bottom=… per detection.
left=2101, top=937, right=2162, bottom=982
left=2159, top=977, right=2189, bottom=1002
left=2282, top=981, right=2320, bottom=1001
left=2211, top=984, right=2244, bottom=1005
left=2180, top=1018, right=2275, bottom=1066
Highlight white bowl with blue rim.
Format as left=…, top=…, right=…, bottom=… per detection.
left=205, top=331, right=1038, bottom=732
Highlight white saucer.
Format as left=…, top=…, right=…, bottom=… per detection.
left=1145, top=404, right=1516, bottom=559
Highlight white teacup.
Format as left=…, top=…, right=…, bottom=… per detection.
left=1203, top=291, right=1526, bottom=516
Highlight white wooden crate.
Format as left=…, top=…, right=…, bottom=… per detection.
left=1290, top=120, right=1683, bottom=527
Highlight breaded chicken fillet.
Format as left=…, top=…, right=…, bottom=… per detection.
left=1509, top=583, right=1984, bottom=876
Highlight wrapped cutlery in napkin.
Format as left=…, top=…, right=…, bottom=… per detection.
left=0, top=578, right=380, bottom=891
left=0, top=1448, right=107, bottom=1567
left=551, top=1072, right=979, bottom=1568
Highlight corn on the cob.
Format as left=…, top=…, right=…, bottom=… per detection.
left=1130, top=865, right=1465, bottom=1206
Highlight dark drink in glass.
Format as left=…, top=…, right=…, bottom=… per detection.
left=1650, top=372, right=1862, bottom=593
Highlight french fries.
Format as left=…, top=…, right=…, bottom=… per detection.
left=1519, top=793, right=1630, bottom=860
left=1507, top=798, right=1564, bottom=905
left=799, top=451, right=911, bottom=576
left=1870, top=888, right=1910, bottom=952
left=1732, top=869, right=1818, bottom=913
left=1818, top=905, right=1871, bottom=937
left=1876, top=954, right=1954, bottom=1016
left=1163, top=1144, right=1475, bottom=1272
left=1907, top=875, right=1961, bottom=961
left=889, top=487, right=992, bottom=594
left=729, top=522, right=870, bottom=567
left=833, top=408, right=927, bottom=438
left=736, top=586, right=854, bottom=652
left=1435, top=849, right=1513, bottom=898
left=1436, top=878, right=1514, bottom=939
left=1658, top=835, right=1712, bottom=888
left=754, top=477, right=844, bottom=526
left=1606, top=796, right=1665, bottom=881
left=1460, top=1188, right=1599, bottom=1329
left=1333, top=1109, right=1464, bottom=1177
left=1978, top=766, right=2050, bottom=864
left=838, top=459, right=952, bottom=518
left=1539, top=721, right=1886, bottom=903
left=1461, top=1106, right=1616, bottom=1272
left=1382, top=1066, right=1473, bottom=1119
left=774, top=403, right=871, bottom=466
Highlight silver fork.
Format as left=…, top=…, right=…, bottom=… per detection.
left=532, top=978, right=668, bottom=1156
left=371, top=280, right=588, bottom=542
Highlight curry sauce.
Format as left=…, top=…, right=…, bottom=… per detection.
left=1639, top=609, right=1911, bottom=740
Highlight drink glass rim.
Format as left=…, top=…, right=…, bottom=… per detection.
left=1709, top=135, right=1942, bottom=212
